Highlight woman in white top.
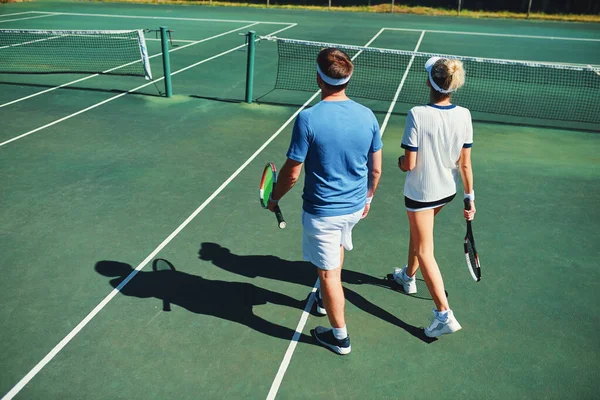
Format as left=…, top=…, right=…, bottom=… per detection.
left=394, top=56, right=476, bottom=338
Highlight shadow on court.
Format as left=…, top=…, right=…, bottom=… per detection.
left=199, top=242, right=436, bottom=344
left=189, top=94, right=410, bottom=119
left=0, top=80, right=164, bottom=97
left=94, top=259, right=316, bottom=345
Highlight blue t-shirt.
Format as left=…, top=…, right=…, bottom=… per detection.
left=286, top=99, right=383, bottom=217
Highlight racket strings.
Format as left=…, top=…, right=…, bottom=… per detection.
left=466, top=241, right=477, bottom=268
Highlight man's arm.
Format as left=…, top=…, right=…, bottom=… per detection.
left=267, top=158, right=303, bottom=212
left=362, top=149, right=382, bottom=218
left=367, top=149, right=382, bottom=198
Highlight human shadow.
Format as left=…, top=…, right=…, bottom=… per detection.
left=95, top=259, right=315, bottom=345
left=199, top=243, right=436, bottom=343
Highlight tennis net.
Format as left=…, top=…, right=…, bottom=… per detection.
left=0, top=29, right=152, bottom=80
left=271, top=37, right=600, bottom=125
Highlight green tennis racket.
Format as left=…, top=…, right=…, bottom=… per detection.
left=259, top=163, right=286, bottom=229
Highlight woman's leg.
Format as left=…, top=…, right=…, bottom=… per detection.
left=405, top=233, right=419, bottom=277
left=407, top=206, right=449, bottom=311
left=405, top=205, right=445, bottom=278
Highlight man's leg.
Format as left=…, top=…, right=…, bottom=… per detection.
left=318, top=245, right=345, bottom=329
left=313, top=245, right=351, bottom=354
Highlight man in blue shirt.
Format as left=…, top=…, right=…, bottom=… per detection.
left=268, top=48, right=382, bottom=355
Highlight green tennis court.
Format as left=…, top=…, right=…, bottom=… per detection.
left=1, top=2, right=599, bottom=399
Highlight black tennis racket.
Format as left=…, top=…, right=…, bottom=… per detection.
left=259, top=163, right=286, bottom=229
left=464, top=199, right=481, bottom=282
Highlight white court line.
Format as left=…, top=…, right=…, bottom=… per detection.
left=0, top=22, right=262, bottom=109
left=28, top=10, right=295, bottom=25
left=0, top=22, right=298, bottom=399
left=0, top=34, right=64, bottom=50
left=145, top=37, right=196, bottom=43
left=0, top=13, right=58, bottom=23
left=0, top=11, right=38, bottom=17
left=383, top=27, right=600, bottom=42
left=380, top=30, right=425, bottom=134
left=265, top=27, right=388, bottom=400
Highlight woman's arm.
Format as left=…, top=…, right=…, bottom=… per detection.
left=458, top=147, right=476, bottom=220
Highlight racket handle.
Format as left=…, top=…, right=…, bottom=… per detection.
left=274, top=205, right=286, bottom=229
left=463, top=198, right=472, bottom=211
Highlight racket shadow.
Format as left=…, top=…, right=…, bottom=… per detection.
left=199, top=242, right=436, bottom=344
left=94, top=259, right=315, bottom=346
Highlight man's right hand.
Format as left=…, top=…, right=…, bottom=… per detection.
left=361, top=203, right=371, bottom=219
left=267, top=198, right=279, bottom=212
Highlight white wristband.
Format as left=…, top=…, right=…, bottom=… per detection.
left=366, top=196, right=373, bottom=204
left=464, top=191, right=475, bottom=201
left=269, top=193, right=279, bottom=203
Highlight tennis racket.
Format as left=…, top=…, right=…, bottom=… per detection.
left=259, top=163, right=286, bottom=229
left=464, top=199, right=481, bottom=282
left=151, top=258, right=176, bottom=311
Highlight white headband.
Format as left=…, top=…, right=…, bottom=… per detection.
left=316, top=64, right=352, bottom=86
left=425, top=56, right=455, bottom=94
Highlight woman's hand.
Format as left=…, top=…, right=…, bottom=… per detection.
left=464, top=201, right=476, bottom=221
left=398, top=156, right=407, bottom=172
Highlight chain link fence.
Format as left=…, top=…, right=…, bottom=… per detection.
left=204, top=1, right=599, bottom=15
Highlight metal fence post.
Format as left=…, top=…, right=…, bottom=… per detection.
left=245, top=31, right=256, bottom=104
left=160, top=26, right=172, bottom=98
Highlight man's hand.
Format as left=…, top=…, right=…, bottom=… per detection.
left=267, top=197, right=279, bottom=212
left=361, top=203, right=371, bottom=219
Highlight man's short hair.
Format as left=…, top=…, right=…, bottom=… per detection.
left=316, top=48, right=354, bottom=91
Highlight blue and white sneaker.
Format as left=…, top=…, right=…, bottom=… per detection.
left=393, top=266, right=417, bottom=294
left=315, top=288, right=326, bottom=316
left=424, top=309, right=462, bottom=338
left=311, top=326, right=351, bottom=355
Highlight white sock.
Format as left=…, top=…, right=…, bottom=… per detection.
left=332, top=325, right=347, bottom=340
left=403, top=268, right=414, bottom=281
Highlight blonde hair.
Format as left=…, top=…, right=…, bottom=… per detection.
left=431, top=59, right=465, bottom=93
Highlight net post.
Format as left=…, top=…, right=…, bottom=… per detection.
left=391, top=0, right=395, bottom=13
left=458, top=0, right=462, bottom=15
left=160, top=26, right=173, bottom=98
left=527, top=0, right=532, bottom=18
left=245, top=31, right=256, bottom=104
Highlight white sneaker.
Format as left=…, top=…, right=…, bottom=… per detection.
left=393, top=266, right=417, bottom=294
left=424, top=309, right=462, bottom=338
